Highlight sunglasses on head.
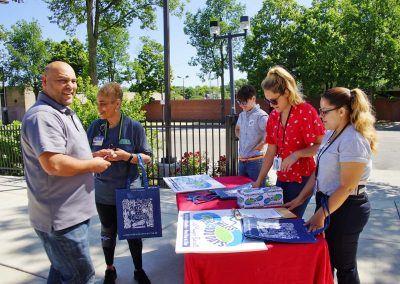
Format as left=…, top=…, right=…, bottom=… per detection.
left=264, top=93, right=282, bottom=105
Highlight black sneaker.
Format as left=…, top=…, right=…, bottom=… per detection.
left=134, top=269, right=151, bottom=284
left=103, top=267, right=117, bottom=284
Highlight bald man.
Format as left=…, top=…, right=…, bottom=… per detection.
left=21, top=61, right=111, bottom=284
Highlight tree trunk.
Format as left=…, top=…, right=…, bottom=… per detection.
left=86, top=0, right=98, bottom=85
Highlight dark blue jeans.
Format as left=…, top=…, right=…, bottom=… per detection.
left=239, top=159, right=266, bottom=185
left=276, top=176, right=311, bottom=218
left=35, top=220, right=95, bottom=284
left=316, top=191, right=370, bottom=284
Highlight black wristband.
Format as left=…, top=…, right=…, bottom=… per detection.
left=127, top=153, right=134, bottom=163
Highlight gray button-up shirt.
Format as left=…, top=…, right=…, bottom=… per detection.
left=237, top=104, right=268, bottom=158
left=21, top=92, right=96, bottom=233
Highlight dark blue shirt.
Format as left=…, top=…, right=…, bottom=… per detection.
left=87, top=115, right=152, bottom=204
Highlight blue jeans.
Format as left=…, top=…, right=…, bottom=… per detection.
left=239, top=159, right=266, bottom=185
left=35, top=220, right=95, bottom=284
left=276, top=176, right=311, bottom=218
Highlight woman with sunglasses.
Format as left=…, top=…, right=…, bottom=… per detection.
left=253, top=66, right=325, bottom=217
left=87, top=83, right=152, bottom=284
left=235, top=85, right=269, bottom=183
left=285, top=87, right=376, bottom=283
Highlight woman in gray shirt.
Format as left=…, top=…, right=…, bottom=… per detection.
left=285, top=87, right=377, bottom=284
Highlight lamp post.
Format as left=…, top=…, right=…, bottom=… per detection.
left=177, top=75, right=189, bottom=99
left=210, top=16, right=250, bottom=115
left=210, top=16, right=250, bottom=176
left=0, top=66, right=9, bottom=124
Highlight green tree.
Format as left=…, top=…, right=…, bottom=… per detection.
left=129, top=36, right=165, bottom=99
left=294, top=0, right=345, bottom=97
left=184, top=0, right=246, bottom=107
left=237, top=0, right=302, bottom=97
left=4, top=20, right=50, bottom=98
left=44, top=0, right=183, bottom=85
left=338, top=0, right=400, bottom=95
left=49, top=38, right=89, bottom=78
left=97, top=26, right=130, bottom=83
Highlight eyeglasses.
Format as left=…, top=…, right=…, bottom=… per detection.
left=319, top=106, right=341, bottom=116
left=236, top=99, right=248, bottom=106
left=264, top=93, right=282, bottom=105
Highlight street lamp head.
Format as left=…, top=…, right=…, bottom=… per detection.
left=240, top=16, right=250, bottom=33
left=0, top=0, right=10, bottom=4
left=209, top=20, right=220, bottom=36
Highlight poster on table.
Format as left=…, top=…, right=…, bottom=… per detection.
left=163, top=174, right=225, bottom=193
left=175, top=209, right=267, bottom=253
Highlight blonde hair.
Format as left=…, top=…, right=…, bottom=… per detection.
left=322, top=87, right=377, bottom=153
left=261, top=65, right=303, bottom=106
left=98, top=82, right=123, bottom=101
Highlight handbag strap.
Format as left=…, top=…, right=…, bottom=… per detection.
left=137, top=154, right=149, bottom=190
left=126, top=154, right=149, bottom=190
left=311, top=193, right=331, bottom=236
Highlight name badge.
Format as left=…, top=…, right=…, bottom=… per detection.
left=119, top=138, right=131, bottom=145
left=273, top=156, right=282, bottom=171
left=93, top=136, right=104, bottom=146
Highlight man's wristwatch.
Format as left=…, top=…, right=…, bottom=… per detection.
left=127, top=153, right=134, bottom=163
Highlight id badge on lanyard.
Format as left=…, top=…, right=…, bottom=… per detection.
left=273, top=156, right=282, bottom=171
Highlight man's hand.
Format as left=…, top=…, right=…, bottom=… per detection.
left=91, top=157, right=111, bottom=173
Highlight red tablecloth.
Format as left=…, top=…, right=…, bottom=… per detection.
left=176, top=176, right=334, bottom=284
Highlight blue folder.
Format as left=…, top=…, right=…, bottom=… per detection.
left=242, top=217, right=317, bottom=244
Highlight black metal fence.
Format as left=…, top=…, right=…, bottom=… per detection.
left=0, top=124, right=24, bottom=176
left=0, top=121, right=237, bottom=184
left=143, top=120, right=230, bottom=184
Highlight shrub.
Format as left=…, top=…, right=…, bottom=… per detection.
left=213, top=155, right=227, bottom=177
left=178, top=151, right=209, bottom=176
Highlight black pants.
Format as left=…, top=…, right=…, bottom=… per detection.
left=96, top=203, right=143, bottom=269
left=316, top=191, right=370, bottom=284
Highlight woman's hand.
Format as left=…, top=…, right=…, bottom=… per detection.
left=280, top=152, right=298, bottom=172
left=305, top=211, right=325, bottom=236
left=283, top=196, right=303, bottom=212
left=93, top=149, right=116, bottom=160
left=106, top=148, right=129, bottom=162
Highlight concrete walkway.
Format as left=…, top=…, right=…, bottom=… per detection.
left=0, top=127, right=399, bottom=284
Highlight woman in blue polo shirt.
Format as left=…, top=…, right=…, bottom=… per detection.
left=87, top=83, right=152, bottom=284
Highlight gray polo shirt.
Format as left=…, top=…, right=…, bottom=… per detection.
left=316, top=125, right=372, bottom=196
left=237, top=104, right=268, bottom=159
left=21, top=92, right=96, bottom=233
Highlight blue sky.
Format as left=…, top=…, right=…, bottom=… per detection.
left=0, top=0, right=311, bottom=87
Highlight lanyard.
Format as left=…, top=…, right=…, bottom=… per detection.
left=275, top=106, right=292, bottom=157
left=103, top=114, right=124, bottom=146
left=315, top=123, right=349, bottom=180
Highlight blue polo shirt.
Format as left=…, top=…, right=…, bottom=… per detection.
left=21, top=92, right=96, bottom=233
left=237, top=104, right=269, bottom=159
left=87, top=116, right=152, bottom=205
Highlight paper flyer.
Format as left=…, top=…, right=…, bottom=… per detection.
left=175, top=209, right=267, bottom=253
left=163, top=174, right=225, bottom=193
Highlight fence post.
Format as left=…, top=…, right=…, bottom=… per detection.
left=225, top=114, right=238, bottom=176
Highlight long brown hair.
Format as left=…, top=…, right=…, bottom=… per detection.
left=322, top=87, right=377, bottom=152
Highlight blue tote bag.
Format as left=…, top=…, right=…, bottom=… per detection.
left=115, top=155, right=162, bottom=240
